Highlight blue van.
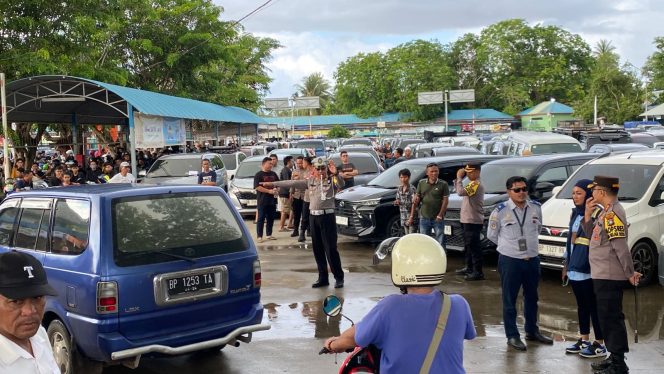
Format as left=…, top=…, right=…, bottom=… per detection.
left=0, top=184, right=269, bottom=372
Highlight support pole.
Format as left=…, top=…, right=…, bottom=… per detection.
left=71, top=113, right=79, bottom=156
left=1, top=73, right=9, bottom=181
left=238, top=123, right=242, bottom=147
left=127, top=104, right=137, bottom=178
left=444, top=90, right=449, bottom=132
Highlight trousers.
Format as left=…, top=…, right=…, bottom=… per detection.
left=594, top=279, right=629, bottom=354
left=498, top=254, right=541, bottom=338
left=310, top=213, right=344, bottom=282
left=257, top=204, right=276, bottom=238
left=462, top=223, right=483, bottom=273
left=300, top=202, right=310, bottom=233
left=291, top=198, right=304, bottom=232
left=570, top=278, right=603, bottom=339
left=419, top=217, right=445, bottom=247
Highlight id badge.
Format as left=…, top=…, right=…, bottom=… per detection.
left=517, top=238, right=528, bottom=252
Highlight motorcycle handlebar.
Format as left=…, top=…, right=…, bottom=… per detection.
left=319, top=347, right=354, bottom=355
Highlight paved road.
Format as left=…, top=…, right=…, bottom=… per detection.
left=106, top=222, right=664, bottom=373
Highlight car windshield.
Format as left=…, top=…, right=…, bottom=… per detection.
left=220, top=154, right=237, bottom=170
left=296, top=141, right=325, bottom=150
left=368, top=162, right=427, bottom=188
left=112, top=192, right=248, bottom=267
left=235, top=160, right=282, bottom=179
left=343, top=139, right=372, bottom=146
left=558, top=164, right=660, bottom=201
left=530, top=143, right=582, bottom=154
left=329, top=155, right=379, bottom=174
left=147, top=158, right=201, bottom=178
left=480, top=163, right=537, bottom=194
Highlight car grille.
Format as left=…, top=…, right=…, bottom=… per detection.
left=540, top=226, right=568, bottom=238
left=335, top=201, right=370, bottom=235
left=238, top=191, right=256, bottom=199
left=445, top=210, right=461, bottom=221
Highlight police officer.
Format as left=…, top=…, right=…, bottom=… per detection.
left=263, top=157, right=345, bottom=288
left=454, top=163, right=485, bottom=281
left=582, top=176, right=640, bottom=374
left=487, top=176, right=553, bottom=351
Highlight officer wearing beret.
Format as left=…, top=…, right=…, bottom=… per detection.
left=454, top=163, right=485, bottom=281
left=582, top=176, right=640, bottom=374
left=0, top=251, right=59, bottom=373
left=487, top=176, right=553, bottom=351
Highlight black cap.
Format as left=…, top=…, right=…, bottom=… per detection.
left=464, top=163, right=481, bottom=172
left=0, top=251, right=58, bottom=299
left=588, top=176, right=620, bottom=192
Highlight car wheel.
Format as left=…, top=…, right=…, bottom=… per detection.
left=386, top=215, right=404, bottom=238
left=48, top=320, right=103, bottom=374
left=632, top=241, right=657, bottom=285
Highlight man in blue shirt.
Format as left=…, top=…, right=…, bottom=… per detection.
left=197, top=159, right=217, bottom=186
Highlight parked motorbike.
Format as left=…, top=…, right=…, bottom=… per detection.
left=319, top=294, right=381, bottom=374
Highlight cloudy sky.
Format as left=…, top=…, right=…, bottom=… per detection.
left=216, top=0, right=664, bottom=99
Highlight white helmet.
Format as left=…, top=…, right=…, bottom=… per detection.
left=391, top=233, right=446, bottom=287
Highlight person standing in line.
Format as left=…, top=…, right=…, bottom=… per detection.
left=336, top=151, right=358, bottom=190
left=278, top=156, right=294, bottom=232
left=395, top=168, right=418, bottom=234
left=253, top=157, right=280, bottom=243
left=298, top=157, right=314, bottom=243
left=413, top=163, right=449, bottom=247
left=290, top=156, right=306, bottom=238
left=582, top=176, right=640, bottom=374
left=263, top=157, right=345, bottom=288
left=487, top=176, right=553, bottom=351
left=454, top=163, right=486, bottom=281
left=0, top=251, right=60, bottom=373
left=562, top=179, right=606, bottom=358
left=197, top=159, right=217, bottom=186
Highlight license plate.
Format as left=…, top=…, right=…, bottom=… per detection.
left=336, top=216, right=349, bottom=226
left=444, top=225, right=451, bottom=235
left=167, top=273, right=216, bottom=296
left=538, top=243, right=565, bottom=258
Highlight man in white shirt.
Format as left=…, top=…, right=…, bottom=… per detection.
left=0, top=251, right=60, bottom=373
left=108, top=161, right=136, bottom=183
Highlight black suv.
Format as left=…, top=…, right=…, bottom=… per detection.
left=445, top=153, right=601, bottom=253
left=334, top=154, right=505, bottom=242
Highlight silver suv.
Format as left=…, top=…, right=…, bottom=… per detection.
left=142, top=153, right=228, bottom=190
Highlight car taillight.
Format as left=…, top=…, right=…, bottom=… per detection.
left=97, top=281, right=118, bottom=314
left=253, top=260, right=261, bottom=288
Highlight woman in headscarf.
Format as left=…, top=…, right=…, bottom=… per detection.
left=563, top=179, right=606, bottom=358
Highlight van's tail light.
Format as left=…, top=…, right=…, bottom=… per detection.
left=253, top=260, right=261, bottom=288
left=97, top=281, right=118, bottom=314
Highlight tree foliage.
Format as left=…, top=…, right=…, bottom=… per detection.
left=326, top=125, right=351, bottom=138
left=294, top=72, right=333, bottom=114
left=644, top=36, right=664, bottom=105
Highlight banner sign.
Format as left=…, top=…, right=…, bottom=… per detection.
left=134, top=113, right=185, bottom=148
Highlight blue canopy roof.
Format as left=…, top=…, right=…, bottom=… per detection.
left=263, top=112, right=406, bottom=126
left=3, top=75, right=265, bottom=125
left=519, top=101, right=574, bottom=116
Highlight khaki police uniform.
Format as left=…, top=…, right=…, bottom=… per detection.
left=454, top=163, right=485, bottom=277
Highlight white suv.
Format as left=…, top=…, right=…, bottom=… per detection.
left=538, top=151, right=664, bottom=285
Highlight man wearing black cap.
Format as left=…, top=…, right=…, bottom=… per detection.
left=0, top=251, right=59, bottom=372
left=454, top=163, right=485, bottom=281
left=582, top=176, right=641, bottom=374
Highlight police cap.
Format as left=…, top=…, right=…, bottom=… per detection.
left=588, top=175, right=619, bottom=192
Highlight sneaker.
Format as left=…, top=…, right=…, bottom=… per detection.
left=579, top=341, right=607, bottom=358
left=565, top=339, right=590, bottom=354
left=257, top=237, right=264, bottom=243
left=267, top=236, right=277, bottom=240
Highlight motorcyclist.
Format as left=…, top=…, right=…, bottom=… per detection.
left=323, top=234, right=476, bottom=373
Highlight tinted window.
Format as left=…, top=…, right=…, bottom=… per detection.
left=210, top=156, right=224, bottom=170
left=558, top=164, right=660, bottom=201
left=147, top=158, right=202, bottom=178
left=295, top=141, right=325, bottom=151
left=15, top=200, right=51, bottom=251
left=530, top=143, right=582, bottom=154
left=112, top=192, right=248, bottom=267
left=329, top=155, right=379, bottom=174
left=538, top=166, right=568, bottom=183
left=0, top=200, right=20, bottom=246
left=220, top=154, right=237, bottom=170
left=51, top=199, right=90, bottom=255
left=235, top=160, right=283, bottom=179
left=481, top=163, right=537, bottom=194
left=368, top=163, right=427, bottom=188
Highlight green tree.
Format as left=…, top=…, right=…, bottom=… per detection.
left=643, top=36, right=664, bottom=105
left=294, top=72, right=333, bottom=114
left=573, top=40, right=644, bottom=124
left=326, top=125, right=351, bottom=138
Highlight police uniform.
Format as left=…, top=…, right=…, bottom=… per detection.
left=290, top=166, right=307, bottom=237
left=454, top=163, right=485, bottom=279
left=581, top=176, right=634, bottom=371
left=487, top=197, right=548, bottom=345
left=271, top=161, right=345, bottom=288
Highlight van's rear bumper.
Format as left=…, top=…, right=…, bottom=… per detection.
left=110, top=322, right=271, bottom=360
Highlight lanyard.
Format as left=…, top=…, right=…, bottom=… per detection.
left=513, top=206, right=528, bottom=236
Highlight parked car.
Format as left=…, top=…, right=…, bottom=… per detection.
left=294, top=139, right=327, bottom=156
left=504, top=132, right=582, bottom=155
left=0, top=185, right=269, bottom=371
left=334, top=155, right=505, bottom=242
left=445, top=153, right=600, bottom=253
left=412, top=143, right=451, bottom=158
left=341, top=138, right=373, bottom=147
left=436, top=135, right=481, bottom=149
left=432, top=146, right=482, bottom=157
left=538, top=151, right=664, bottom=285
left=228, top=156, right=283, bottom=217
left=392, top=138, right=425, bottom=150
left=328, top=152, right=382, bottom=187
left=268, top=148, right=312, bottom=161
left=587, top=143, right=650, bottom=154
left=142, top=153, right=228, bottom=190
left=219, top=151, right=247, bottom=181
left=338, top=145, right=381, bottom=165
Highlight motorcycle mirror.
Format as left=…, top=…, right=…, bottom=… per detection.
left=373, top=236, right=400, bottom=265
left=322, top=295, right=342, bottom=317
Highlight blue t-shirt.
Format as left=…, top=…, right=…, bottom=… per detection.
left=355, top=292, right=476, bottom=374
left=198, top=170, right=217, bottom=185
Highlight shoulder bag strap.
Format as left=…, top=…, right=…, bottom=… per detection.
left=419, top=292, right=452, bottom=374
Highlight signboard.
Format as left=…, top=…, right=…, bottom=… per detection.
left=449, top=89, right=475, bottom=103
left=377, top=121, right=386, bottom=128
left=293, top=96, right=320, bottom=109
left=418, top=91, right=444, bottom=105
left=134, top=113, right=186, bottom=148
left=264, top=98, right=290, bottom=110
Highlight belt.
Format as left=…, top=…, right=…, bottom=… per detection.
left=310, top=209, right=335, bottom=216
left=574, top=237, right=590, bottom=246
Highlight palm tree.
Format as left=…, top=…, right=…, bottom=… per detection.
left=593, top=39, right=616, bottom=57
left=294, top=72, right=333, bottom=115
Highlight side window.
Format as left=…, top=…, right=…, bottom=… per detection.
left=516, top=143, right=526, bottom=155
left=15, top=199, right=52, bottom=251
left=438, top=166, right=459, bottom=192
left=508, top=142, right=518, bottom=155
left=649, top=176, right=664, bottom=206
left=238, top=153, right=246, bottom=163
left=211, top=156, right=224, bottom=170
left=51, top=199, right=91, bottom=255
left=0, top=199, right=21, bottom=246
left=538, top=166, right=568, bottom=185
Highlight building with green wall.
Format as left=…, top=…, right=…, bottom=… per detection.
left=519, top=100, right=575, bottom=131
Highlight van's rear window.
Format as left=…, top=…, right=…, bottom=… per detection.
left=112, top=192, right=248, bottom=267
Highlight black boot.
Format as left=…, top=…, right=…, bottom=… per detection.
left=298, top=233, right=305, bottom=242
left=592, top=356, right=613, bottom=371
left=594, top=354, right=629, bottom=374
left=290, top=229, right=299, bottom=237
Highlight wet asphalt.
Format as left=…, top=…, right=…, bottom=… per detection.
left=106, top=220, right=664, bottom=373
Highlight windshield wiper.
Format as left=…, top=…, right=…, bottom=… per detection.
left=120, top=248, right=197, bottom=263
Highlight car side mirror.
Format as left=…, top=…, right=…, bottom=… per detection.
left=138, top=170, right=146, bottom=177
left=552, top=186, right=562, bottom=197
left=323, top=295, right=342, bottom=317
left=535, top=181, right=555, bottom=191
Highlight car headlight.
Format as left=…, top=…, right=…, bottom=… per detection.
left=355, top=198, right=381, bottom=207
